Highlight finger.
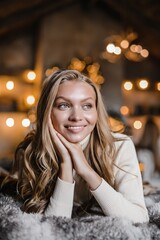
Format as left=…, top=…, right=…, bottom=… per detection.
left=56, top=132, right=89, bottom=175
left=48, top=119, right=72, bottom=161
left=56, top=132, right=74, bottom=148
left=56, top=132, right=82, bottom=155
left=48, top=118, right=60, bottom=143
left=48, top=118, right=62, bottom=145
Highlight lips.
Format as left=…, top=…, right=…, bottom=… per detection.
left=65, top=125, right=86, bottom=132
left=66, top=126, right=85, bottom=129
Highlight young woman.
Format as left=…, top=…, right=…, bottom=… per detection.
left=2, top=70, right=149, bottom=223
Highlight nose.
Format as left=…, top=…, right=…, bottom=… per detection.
left=68, top=107, right=83, bottom=121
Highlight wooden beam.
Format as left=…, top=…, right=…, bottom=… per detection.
left=0, top=0, right=76, bottom=38
left=0, top=0, right=46, bottom=17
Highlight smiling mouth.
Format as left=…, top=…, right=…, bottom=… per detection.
left=65, top=125, right=86, bottom=132
left=65, top=125, right=85, bottom=130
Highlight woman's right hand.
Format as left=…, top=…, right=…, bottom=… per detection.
left=48, top=118, right=74, bottom=183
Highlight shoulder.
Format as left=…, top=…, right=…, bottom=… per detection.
left=112, top=132, right=133, bottom=150
left=112, top=132, right=140, bottom=176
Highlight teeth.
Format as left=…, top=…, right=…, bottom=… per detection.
left=67, top=126, right=83, bottom=129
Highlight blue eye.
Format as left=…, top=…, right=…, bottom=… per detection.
left=83, top=104, right=92, bottom=110
left=58, top=103, right=70, bottom=110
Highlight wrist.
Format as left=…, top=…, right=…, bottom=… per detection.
left=59, top=162, right=73, bottom=183
left=81, top=167, right=102, bottom=191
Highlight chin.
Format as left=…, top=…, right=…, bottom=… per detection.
left=65, top=135, right=85, bottom=143
left=67, top=138, right=82, bottom=144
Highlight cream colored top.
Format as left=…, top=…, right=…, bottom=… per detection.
left=45, top=133, right=149, bottom=223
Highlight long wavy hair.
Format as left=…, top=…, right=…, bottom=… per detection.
left=2, top=69, right=117, bottom=213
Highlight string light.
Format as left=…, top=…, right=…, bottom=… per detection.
left=138, top=79, right=149, bottom=89
left=45, top=67, right=59, bottom=77
left=6, top=118, right=14, bottom=127
left=68, top=58, right=86, bottom=72
left=157, top=82, right=160, bottom=91
left=140, top=49, right=149, bottom=58
left=6, top=81, right=14, bottom=90
left=120, top=40, right=129, bottom=49
left=133, top=120, right=142, bottom=129
left=22, top=118, right=30, bottom=127
left=122, top=78, right=160, bottom=91
left=28, top=110, right=36, bottom=123
left=120, top=106, right=129, bottom=116
left=106, top=43, right=115, bottom=53
left=27, top=71, right=36, bottom=81
left=101, top=31, right=149, bottom=63
left=114, top=46, right=121, bottom=55
left=46, top=57, right=104, bottom=85
left=123, top=81, right=133, bottom=91
left=26, top=95, right=35, bottom=105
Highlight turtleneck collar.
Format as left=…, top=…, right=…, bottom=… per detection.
left=79, top=134, right=90, bottom=150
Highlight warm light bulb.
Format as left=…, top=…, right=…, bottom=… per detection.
left=26, top=95, right=35, bottom=105
left=133, top=120, right=142, bottom=129
left=45, top=67, right=59, bottom=77
left=6, top=118, right=14, bottom=127
left=120, top=40, right=129, bottom=49
left=106, top=43, right=115, bottom=53
left=114, top=46, right=121, bottom=55
left=6, top=81, right=14, bottom=90
left=123, top=81, right=133, bottom=91
left=120, top=106, right=129, bottom=116
left=130, top=44, right=136, bottom=52
left=157, top=82, right=160, bottom=91
left=135, top=45, right=142, bottom=53
left=27, top=71, right=36, bottom=81
left=140, top=49, right=149, bottom=58
left=28, top=111, right=36, bottom=122
left=139, top=79, right=149, bottom=89
left=22, top=118, right=30, bottom=127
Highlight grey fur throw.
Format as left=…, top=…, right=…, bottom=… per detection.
left=0, top=192, right=160, bottom=240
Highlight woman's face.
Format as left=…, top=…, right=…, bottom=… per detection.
left=51, top=80, right=97, bottom=143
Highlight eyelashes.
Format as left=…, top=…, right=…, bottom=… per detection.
left=56, top=103, right=93, bottom=111
left=82, top=104, right=93, bottom=110
left=58, top=103, right=70, bottom=110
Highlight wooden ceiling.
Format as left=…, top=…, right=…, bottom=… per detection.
left=0, top=0, right=160, bottom=61
left=0, top=0, right=75, bottom=39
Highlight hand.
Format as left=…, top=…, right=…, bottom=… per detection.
left=56, top=132, right=102, bottom=190
left=48, top=118, right=71, bottom=163
left=54, top=131, right=90, bottom=175
left=48, top=118, right=102, bottom=189
left=48, top=118, right=73, bottom=182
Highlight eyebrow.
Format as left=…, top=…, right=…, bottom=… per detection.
left=55, top=96, right=95, bottom=102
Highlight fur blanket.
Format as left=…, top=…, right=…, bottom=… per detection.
left=0, top=191, right=160, bottom=240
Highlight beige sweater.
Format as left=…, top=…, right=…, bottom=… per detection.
left=45, top=133, right=149, bottom=223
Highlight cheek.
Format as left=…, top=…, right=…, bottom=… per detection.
left=51, top=110, right=69, bottom=129
left=86, top=111, right=98, bottom=125
left=51, top=110, right=62, bottom=129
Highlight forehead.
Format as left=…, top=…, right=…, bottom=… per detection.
left=56, top=80, right=96, bottom=100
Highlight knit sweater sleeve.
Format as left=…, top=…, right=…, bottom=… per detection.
left=45, top=177, right=75, bottom=218
left=90, top=136, right=149, bottom=223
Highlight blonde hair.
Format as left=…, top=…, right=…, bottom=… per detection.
left=4, top=70, right=116, bottom=213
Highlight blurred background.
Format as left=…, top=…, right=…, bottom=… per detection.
left=0, top=0, right=159, bottom=186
